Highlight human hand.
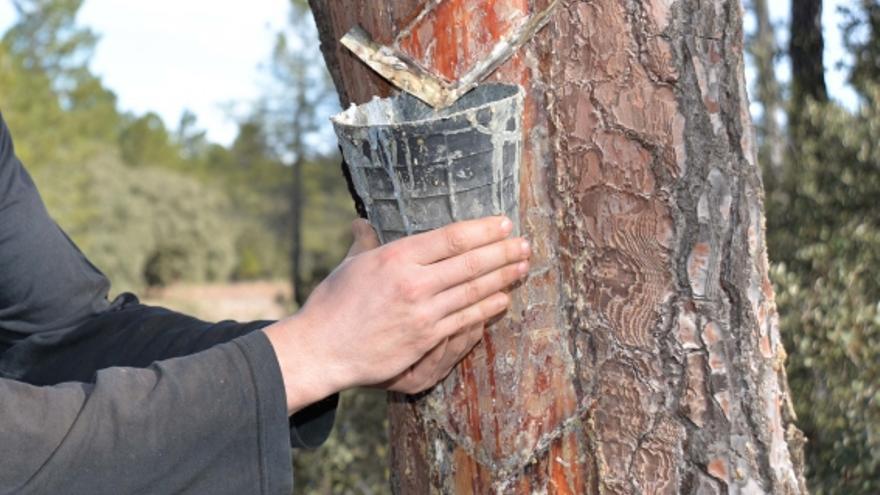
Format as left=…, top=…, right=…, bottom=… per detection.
left=265, top=215, right=530, bottom=413
left=345, top=220, right=487, bottom=395
left=378, top=322, right=485, bottom=394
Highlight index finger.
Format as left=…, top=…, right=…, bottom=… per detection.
left=403, top=216, right=513, bottom=264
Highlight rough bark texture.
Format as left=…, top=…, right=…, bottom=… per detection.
left=309, top=1, right=807, bottom=493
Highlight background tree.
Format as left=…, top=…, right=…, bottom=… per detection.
left=260, top=0, right=344, bottom=306
left=310, top=0, right=806, bottom=492
left=842, top=0, right=880, bottom=95
left=762, top=1, right=880, bottom=491
left=790, top=0, right=828, bottom=104
left=746, top=0, right=785, bottom=176
left=0, top=0, right=353, bottom=294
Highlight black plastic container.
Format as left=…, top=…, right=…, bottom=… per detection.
left=332, top=83, right=523, bottom=244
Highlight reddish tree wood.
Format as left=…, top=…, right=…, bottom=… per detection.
left=309, top=1, right=807, bottom=492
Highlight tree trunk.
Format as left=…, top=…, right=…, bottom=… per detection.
left=309, top=1, right=807, bottom=493
left=746, top=0, right=784, bottom=176
left=291, top=154, right=306, bottom=307
left=787, top=0, right=826, bottom=195
left=790, top=0, right=827, bottom=103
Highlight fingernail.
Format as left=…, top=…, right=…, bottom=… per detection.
left=520, top=240, right=531, bottom=256
left=517, top=261, right=529, bottom=275
left=500, top=217, right=513, bottom=233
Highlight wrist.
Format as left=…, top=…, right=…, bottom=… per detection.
left=262, top=314, right=347, bottom=415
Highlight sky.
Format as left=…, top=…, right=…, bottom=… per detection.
left=1, top=0, right=291, bottom=145
left=0, top=0, right=863, bottom=146
left=746, top=0, right=859, bottom=113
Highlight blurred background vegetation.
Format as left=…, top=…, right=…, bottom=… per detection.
left=0, top=1, right=388, bottom=493
left=1, top=0, right=879, bottom=493
left=748, top=1, right=880, bottom=492
left=0, top=0, right=355, bottom=296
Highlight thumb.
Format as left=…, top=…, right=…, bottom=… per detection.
left=346, top=218, right=380, bottom=257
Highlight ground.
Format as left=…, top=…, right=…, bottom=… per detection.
left=141, top=280, right=293, bottom=323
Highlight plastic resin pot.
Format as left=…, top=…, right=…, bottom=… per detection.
left=332, top=83, right=523, bottom=244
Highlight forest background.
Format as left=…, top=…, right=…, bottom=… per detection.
left=0, top=0, right=877, bottom=493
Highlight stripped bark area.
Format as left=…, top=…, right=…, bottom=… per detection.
left=309, top=0, right=807, bottom=493
left=339, top=1, right=559, bottom=108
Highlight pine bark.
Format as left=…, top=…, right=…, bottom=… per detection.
left=309, top=0, right=807, bottom=493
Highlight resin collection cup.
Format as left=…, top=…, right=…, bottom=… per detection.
left=332, top=83, right=523, bottom=244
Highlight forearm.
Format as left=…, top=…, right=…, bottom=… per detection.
left=0, top=331, right=292, bottom=495
left=2, top=302, right=268, bottom=386
left=262, top=314, right=345, bottom=415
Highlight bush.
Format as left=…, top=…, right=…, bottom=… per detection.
left=33, top=154, right=240, bottom=293
left=768, top=90, right=880, bottom=493
left=293, top=389, right=389, bottom=494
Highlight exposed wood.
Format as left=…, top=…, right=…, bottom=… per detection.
left=309, top=0, right=808, bottom=492
left=339, top=0, right=559, bottom=109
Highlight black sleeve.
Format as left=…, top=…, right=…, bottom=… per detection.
left=2, top=302, right=340, bottom=450
left=0, top=112, right=338, bottom=449
left=0, top=330, right=294, bottom=495
left=0, top=111, right=112, bottom=349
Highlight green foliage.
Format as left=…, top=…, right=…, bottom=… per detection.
left=118, top=112, right=182, bottom=169
left=297, top=158, right=358, bottom=295
left=294, top=389, right=390, bottom=494
left=3, top=0, right=97, bottom=82
left=0, top=39, right=70, bottom=167
left=745, top=2, right=880, bottom=492
left=842, top=1, right=880, bottom=96
left=0, top=0, right=356, bottom=296
left=741, top=2, right=880, bottom=491
left=767, top=90, right=880, bottom=492
left=32, top=155, right=240, bottom=293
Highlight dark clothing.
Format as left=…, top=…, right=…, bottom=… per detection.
left=0, top=112, right=337, bottom=494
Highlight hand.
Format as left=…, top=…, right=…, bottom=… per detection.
left=379, top=323, right=485, bottom=394
left=345, top=220, right=488, bottom=395
left=264, top=216, right=530, bottom=414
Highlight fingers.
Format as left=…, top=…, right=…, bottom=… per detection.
left=425, top=237, right=530, bottom=294
left=445, top=324, right=484, bottom=368
left=381, top=338, right=447, bottom=393
left=432, top=261, right=527, bottom=317
left=386, top=325, right=485, bottom=394
left=346, top=219, right=380, bottom=258
left=403, top=216, right=513, bottom=264
left=434, top=292, right=510, bottom=341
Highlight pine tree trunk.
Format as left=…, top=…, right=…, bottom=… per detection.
left=309, top=1, right=807, bottom=492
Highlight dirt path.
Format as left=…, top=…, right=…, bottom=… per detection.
left=141, top=281, right=293, bottom=323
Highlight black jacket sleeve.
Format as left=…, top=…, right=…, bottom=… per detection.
left=0, top=111, right=337, bottom=486
left=0, top=113, right=112, bottom=348
left=0, top=330, right=294, bottom=495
